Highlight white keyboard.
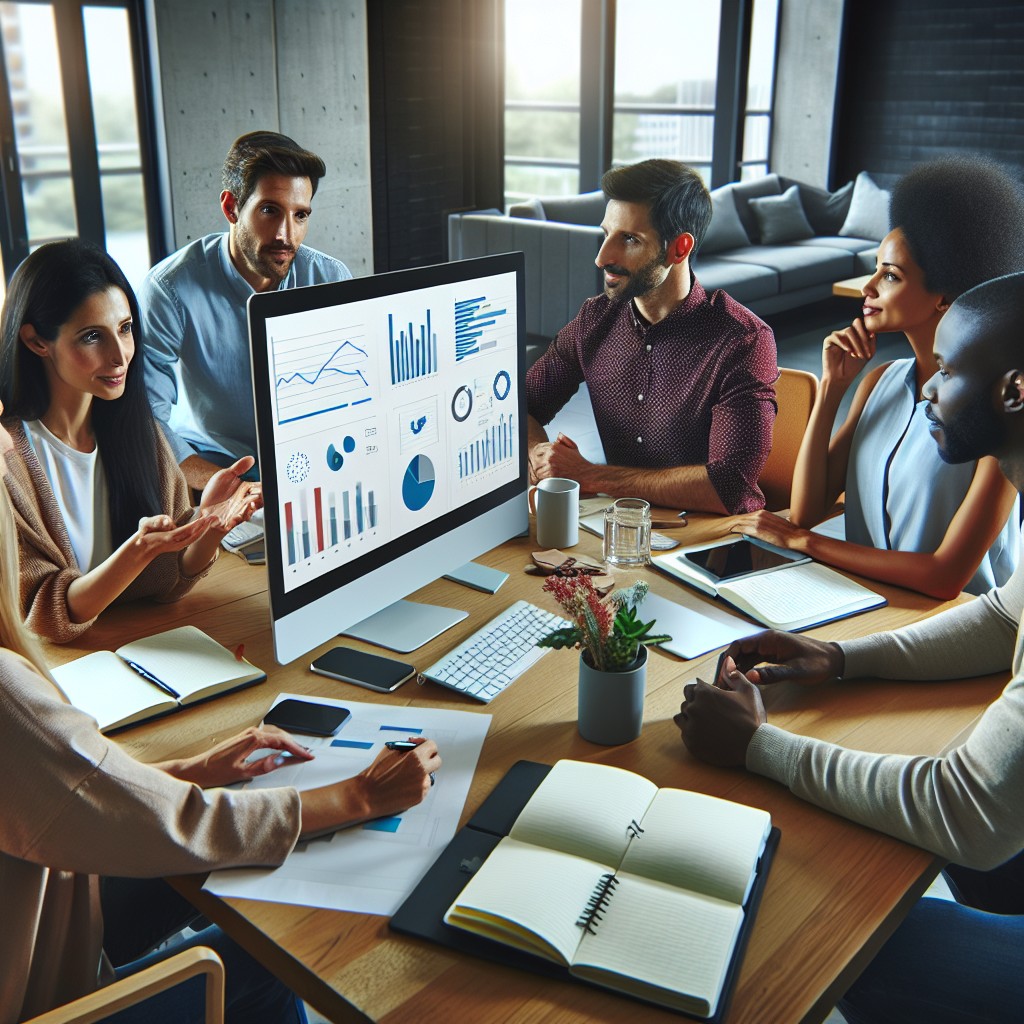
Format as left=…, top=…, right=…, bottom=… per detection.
left=421, top=600, right=571, bottom=703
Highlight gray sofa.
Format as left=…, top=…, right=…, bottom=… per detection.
left=448, top=172, right=890, bottom=339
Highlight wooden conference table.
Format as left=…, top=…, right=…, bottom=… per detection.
left=44, top=514, right=1007, bottom=1024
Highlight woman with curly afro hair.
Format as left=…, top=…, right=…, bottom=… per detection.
left=732, top=155, right=1024, bottom=600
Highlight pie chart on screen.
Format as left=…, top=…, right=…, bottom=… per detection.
left=402, top=454, right=435, bottom=511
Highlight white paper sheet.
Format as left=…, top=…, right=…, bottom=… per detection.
left=204, top=693, right=490, bottom=915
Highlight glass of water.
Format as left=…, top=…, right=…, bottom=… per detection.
left=603, top=498, right=652, bottom=566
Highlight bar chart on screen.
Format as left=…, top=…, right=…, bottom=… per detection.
left=454, top=289, right=514, bottom=362
left=458, top=412, right=515, bottom=480
left=282, top=481, right=380, bottom=567
left=388, top=309, right=439, bottom=385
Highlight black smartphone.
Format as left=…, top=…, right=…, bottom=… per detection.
left=310, top=646, right=416, bottom=693
left=263, top=698, right=351, bottom=736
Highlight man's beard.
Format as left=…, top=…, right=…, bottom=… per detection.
left=602, top=249, right=667, bottom=304
left=236, top=226, right=295, bottom=284
left=928, top=394, right=1006, bottom=464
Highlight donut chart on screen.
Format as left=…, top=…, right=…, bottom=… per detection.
left=402, top=454, right=436, bottom=511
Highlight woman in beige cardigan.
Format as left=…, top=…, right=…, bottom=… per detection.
left=0, top=402, right=441, bottom=1023
left=0, top=239, right=262, bottom=642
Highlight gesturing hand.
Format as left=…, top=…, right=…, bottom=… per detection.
left=198, top=456, right=263, bottom=536
left=133, top=513, right=216, bottom=557
left=675, top=657, right=766, bottom=767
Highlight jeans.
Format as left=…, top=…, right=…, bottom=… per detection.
left=100, top=877, right=305, bottom=1023
left=838, top=853, right=1024, bottom=1023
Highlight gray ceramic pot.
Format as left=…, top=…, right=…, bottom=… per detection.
left=577, top=646, right=647, bottom=745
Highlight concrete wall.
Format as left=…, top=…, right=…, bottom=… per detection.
left=769, top=0, right=845, bottom=188
left=147, top=0, right=372, bottom=276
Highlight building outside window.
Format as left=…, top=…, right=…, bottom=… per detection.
left=504, top=0, right=780, bottom=206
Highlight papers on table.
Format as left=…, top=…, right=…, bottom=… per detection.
left=204, top=693, right=490, bottom=915
left=637, top=590, right=759, bottom=660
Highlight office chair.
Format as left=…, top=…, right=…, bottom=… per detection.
left=22, top=946, right=224, bottom=1024
left=759, top=367, right=818, bottom=512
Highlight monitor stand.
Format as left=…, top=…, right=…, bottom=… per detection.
left=342, top=600, right=469, bottom=653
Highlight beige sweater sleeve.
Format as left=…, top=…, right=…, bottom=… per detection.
left=3, top=420, right=213, bottom=643
left=0, top=652, right=300, bottom=876
left=746, top=557, right=1024, bottom=869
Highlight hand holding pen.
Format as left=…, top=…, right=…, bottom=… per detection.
left=384, top=736, right=439, bottom=788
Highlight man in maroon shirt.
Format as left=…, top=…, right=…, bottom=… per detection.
left=526, top=159, right=778, bottom=514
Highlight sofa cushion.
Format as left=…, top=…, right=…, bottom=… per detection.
left=701, top=185, right=751, bottom=254
left=717, top=243, right=854, bottom=291
left=730, top=173, right=783, bottom=242
left=538, top=190, right=605, bottom=225
left=839, top=172, right=890, bottom=241
left=789, top=235, right=877, bottom=255
left=693, top=256, right=779, bottom=303
left=749, top=185, right=815, bottom=245
left=781, top=178, right=855, bottom=235
left=509, top=197, right=546, bottom=220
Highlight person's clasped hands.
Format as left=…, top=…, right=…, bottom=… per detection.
left=676, top=631, right=846, bottom=767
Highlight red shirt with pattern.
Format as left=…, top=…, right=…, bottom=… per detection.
left=526, top=276, right=778, bottom=514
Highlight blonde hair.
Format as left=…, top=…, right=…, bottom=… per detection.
left=0, top=478, right=49, bottom=675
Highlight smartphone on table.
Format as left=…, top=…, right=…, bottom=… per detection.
left=310, top=645, right=416, bottom=693
left=263, top=698, right=351, bottom=736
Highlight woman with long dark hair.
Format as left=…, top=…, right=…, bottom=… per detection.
left=0, top=395, right=440, bottom=1022
left=0, top=238, right=261, bottom=642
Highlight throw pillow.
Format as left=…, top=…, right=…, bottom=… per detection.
left=839, top=172, right=891, bottom=241
left=508, top=197, right=546, bottom=220
left=781, top=178, right=855, bottom=236
left=539, top=189, right=605, bottom=225
left=700, top=185, right=751, bottom=254
left=730, top=173, right=783, bottom=242
left=749, top=185, right=815, bottom=245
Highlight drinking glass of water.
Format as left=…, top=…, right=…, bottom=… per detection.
left=603, top=498, right=652, bottom=566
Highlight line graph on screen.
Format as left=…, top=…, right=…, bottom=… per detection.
left=271, top=326, right=376, bottom=425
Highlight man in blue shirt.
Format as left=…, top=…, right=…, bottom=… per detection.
left=142, top=130, right=352, bottom=488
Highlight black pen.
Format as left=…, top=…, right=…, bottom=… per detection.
left=122, top=658, right=181, bottom=700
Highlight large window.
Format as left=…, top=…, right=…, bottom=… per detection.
left=612, top=0, right=721, bottom=180
left=504, top=0, right=581, bottom=202
left=0, top=0, right=160, bottom=297
left=741, top=0, right=780, bottom=180
left=504, top=0, right=780, bottom=205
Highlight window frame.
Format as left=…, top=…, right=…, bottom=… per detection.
left=503, top=0, right=780, bottom=202
left=0, top=0, right=166, bottom=282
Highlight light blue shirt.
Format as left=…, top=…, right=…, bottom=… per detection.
left=845, top=357, right=1020, bottom=595
left=141, top=232, right=352, bottom=464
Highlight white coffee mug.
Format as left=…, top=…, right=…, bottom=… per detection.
left=528, top=477, right=580, bottom=549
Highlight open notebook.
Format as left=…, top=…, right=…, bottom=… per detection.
left=399, top=759, right=775, bottom=1020
left=653, top=536, right=885, bottom=632
left=51, top=625, right=265, bottom=732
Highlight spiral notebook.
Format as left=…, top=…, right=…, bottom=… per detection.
left=391, top=760, right=778, bottom=1021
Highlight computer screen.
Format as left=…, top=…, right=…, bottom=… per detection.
left=248, top=252, right=527, bottom=664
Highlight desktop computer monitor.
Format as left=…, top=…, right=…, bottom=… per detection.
left=248, top=252, right=527, bottom=664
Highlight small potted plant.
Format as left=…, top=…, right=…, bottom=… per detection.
left=537, top=576, right=670, bottom=744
